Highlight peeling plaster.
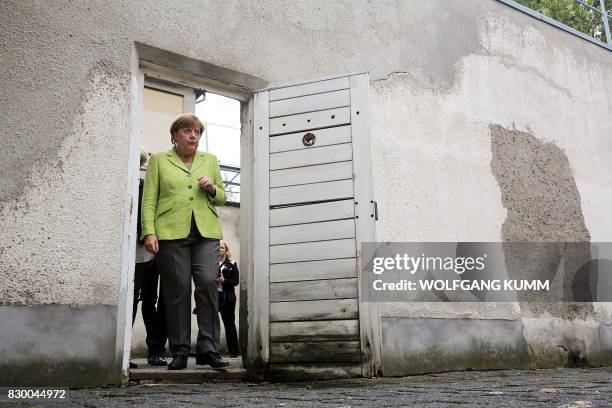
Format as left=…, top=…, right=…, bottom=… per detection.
left=489, top=124, right=594, bottom=319
left=1, top=0, right=611, bottom=382
left=489, top=124, right=590, bottom=242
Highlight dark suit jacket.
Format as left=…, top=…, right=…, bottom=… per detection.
left=219, top=259, right=239, bottom=303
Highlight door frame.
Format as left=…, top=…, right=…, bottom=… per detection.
left=121, top=43, right=266, bottom=381
left=123, top=45, right=380, bottom=380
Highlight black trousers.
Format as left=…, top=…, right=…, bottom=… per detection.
left=218, top=292, right=239, bottom=356
left=133, top=260, right=167, bottom=356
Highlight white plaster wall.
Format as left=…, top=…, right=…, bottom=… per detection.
left=371, top=12, right=612, bottom=243
left=1, top=0, right=611, bottom=365
left=0, top=65, right=131, bottom=304
left=372, top=10, right=612, bottom=322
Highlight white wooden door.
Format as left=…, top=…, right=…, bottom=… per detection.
left=252, top=73, right=380, bottom=378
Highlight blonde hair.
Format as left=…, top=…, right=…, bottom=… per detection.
left=139, top=147, right=149, bottom=167
left=220, top=240, right=232, bottom=260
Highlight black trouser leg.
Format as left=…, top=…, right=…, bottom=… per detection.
left=220, top=298, right=239, bottom=356
left=140, top=260, right=167, bottom=356
left=132, top=262, right=147, bottom=325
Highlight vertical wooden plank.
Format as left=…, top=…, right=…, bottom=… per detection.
left=239, top=96, right=254, bottom=372
left=350, top=73, right=382, bottom=377
left=120, top=61, right=145, bottom=376
left=249, top=90, right=270, bottom=378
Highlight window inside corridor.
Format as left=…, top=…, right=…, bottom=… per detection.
left=196, top=92, right=241, bottom=203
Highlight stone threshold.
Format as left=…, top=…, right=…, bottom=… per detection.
left=129, top=357, right=246, bottom=384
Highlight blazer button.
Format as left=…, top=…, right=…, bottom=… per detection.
left=188, top=185, right=192, bottom=189
left=189, top=197, right=193, bottom=201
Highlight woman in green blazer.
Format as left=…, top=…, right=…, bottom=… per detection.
left=141, top=113, right=229, bottom=370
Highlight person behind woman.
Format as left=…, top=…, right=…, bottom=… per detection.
left=132, top=147, right=167, bottom=368
left=217, top=240, right=240, bottom=357
left=141, top=113, right=229, bottom=370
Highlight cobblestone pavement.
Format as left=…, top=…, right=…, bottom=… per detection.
left=3, top=368, right=611, bottom=407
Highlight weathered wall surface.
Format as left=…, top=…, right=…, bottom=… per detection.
left=1, top=0, right=611, bottom=384
left=369, top=2, right=612, bottom=374
left=0, top=305, right=119, bottom=386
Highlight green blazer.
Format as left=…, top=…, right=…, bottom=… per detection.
left=141, top=149, right=227, bottom=240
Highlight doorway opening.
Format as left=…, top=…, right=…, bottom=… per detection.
left=130, top=81, right=243, bottom=366
left=122, top=44, right=267, bottom=380
left=123, top=45, right=380, bottom=382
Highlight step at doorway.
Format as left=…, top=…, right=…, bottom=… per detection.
left=129, top=357, right=246, bottom=384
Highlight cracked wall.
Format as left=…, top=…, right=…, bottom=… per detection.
left=1, top=0, right=612, bottom=383
left=0, top=0, right=488, bottom=307
left=4, top=1, right=608, bottom=306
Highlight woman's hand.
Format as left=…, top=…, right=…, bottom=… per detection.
left=144, top=234, right=159, bottom=254
left=198, top=176, right=216, bottom=195
left=218, top=273, right=225, bottom=284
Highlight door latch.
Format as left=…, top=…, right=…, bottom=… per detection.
left=373, top=201, right=378, bottom=221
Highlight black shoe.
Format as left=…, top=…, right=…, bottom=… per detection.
left=195, top=352, right=230, bottom=369
left=129, top=361, right=138, bottom=369
left=168, top=354, right=188, bottom=370
left=147, top=354, right=167, bottom=366
left=229, top=353, right=239, bottom=358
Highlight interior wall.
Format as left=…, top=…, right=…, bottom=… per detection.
left=142, top=87, right=184, bottom=154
